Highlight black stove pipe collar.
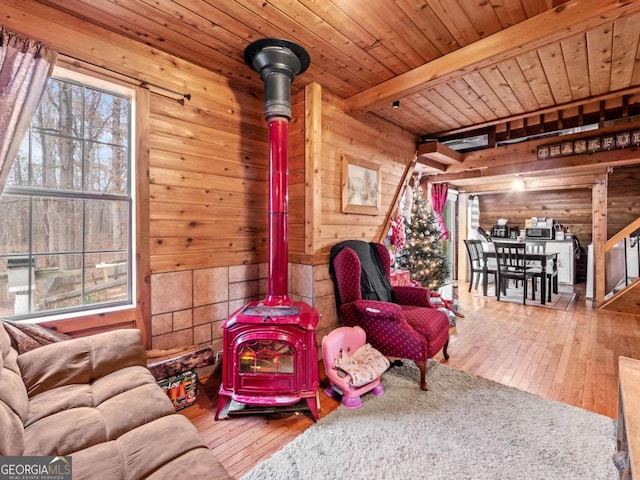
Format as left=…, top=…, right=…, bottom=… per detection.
left=244, top=39, right=310, bottom=121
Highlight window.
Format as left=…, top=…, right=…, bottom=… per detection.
left=0, top=68, right=135, bottom=320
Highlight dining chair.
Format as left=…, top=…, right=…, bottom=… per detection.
left=493, top=241, right=539, bottom=305
left=525, top=241, right=558, bottom=303
left=464, top=239, right=496, bottom=293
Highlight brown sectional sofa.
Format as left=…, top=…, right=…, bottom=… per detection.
left=0, top=321, right=230, bottom=479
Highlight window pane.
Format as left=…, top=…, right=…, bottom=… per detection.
left=6, top=135, right=29, bottom=187
left=29, top=133, right=83, bottom=191
left=85, top=252, right=128, bottom=305
left=0, top=195, right=30, bottom=255
left=33, top=79, right=83, bottom=136
left=85, top=91, right=129, bottom=147
left=84, top=144, right=129, bottom=194
left=33, top=253, right=82, bottom=313
left=85, top=199, right=129, bottom=251
left=32, top=198, right=83, bottom=254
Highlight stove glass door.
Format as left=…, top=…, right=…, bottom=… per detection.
left=239, top=340, right=295, bottom=375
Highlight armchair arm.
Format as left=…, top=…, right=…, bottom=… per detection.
left=393, top=285, right=434, bottom=308
left=340, top=300, right=403, bottom=324
left=352, top=299, right=404, bottom=317
left=18, top=329, right=146, bottom=397
left=340, top=300, right=427, bottom=361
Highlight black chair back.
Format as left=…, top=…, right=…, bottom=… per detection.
left=493, top=241, right=537, bottom=304
left=494, top=242, right=527, bottom=274
left=464, top=239, right=482, bottom=269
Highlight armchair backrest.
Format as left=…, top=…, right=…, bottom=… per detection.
left=330, top=240, right=394, bottom=307
left=332, top=247, right=363, bottom=305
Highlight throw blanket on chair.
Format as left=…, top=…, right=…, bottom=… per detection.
left=329, top=240, right=395, bottom=310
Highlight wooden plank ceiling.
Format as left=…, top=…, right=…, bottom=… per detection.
left=34, top=0, right=640, bottom=191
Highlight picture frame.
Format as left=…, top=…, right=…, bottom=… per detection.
left=341, top=155, right=381, bottom=215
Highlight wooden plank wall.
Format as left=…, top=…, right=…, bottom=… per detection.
left=608, top=165, right=640, bottom=238
left=148, top=87, right=268, bottom=272
left=288, top=88, right=308, bottom=263
left=1, top=1, right=420, bottom=348
left=478, top=188, right=593, bottom=245
left=318, top=89, right=417, bottom=261
left=478, top=164, right=640, bottom=249
left=0, top=0, right=270, bottom=346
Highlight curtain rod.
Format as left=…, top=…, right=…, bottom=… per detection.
left=59, top=54, right=192, bottom=104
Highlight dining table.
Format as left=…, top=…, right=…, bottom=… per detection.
left=482, top=249, right=559, bottom=305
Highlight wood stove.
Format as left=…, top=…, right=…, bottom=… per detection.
left=215, top=39, right=319, bottom=420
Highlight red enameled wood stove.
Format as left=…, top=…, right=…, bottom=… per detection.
left=215, top=39, right=319, bottom=420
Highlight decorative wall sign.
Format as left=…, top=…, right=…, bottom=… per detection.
left=341, top=155, right=381, bottom=215
left=537, top=129, right=640, bottom=160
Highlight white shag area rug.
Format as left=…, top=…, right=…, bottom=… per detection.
left=241, top=362, right=617, bottom=480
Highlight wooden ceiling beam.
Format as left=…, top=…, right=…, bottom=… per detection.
left=446, top=115, right=640, bottom=174
left=417, top=141, right=462, bottom=166
left=345, top=0, right=640, bottom=115
left=450, top=172, right=606, bottom=195
left=417, top=158, right=448, bottom=172
left=428, top=147, right=640, bottom=185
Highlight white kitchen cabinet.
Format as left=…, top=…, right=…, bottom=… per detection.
left=545, top=240, right=575, bottom=284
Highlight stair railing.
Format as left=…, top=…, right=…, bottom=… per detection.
left=604, top=217, right=640, bottom=299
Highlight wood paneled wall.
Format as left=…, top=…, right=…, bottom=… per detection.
left=148, top=86, right=268, bottom=272
left=608, top=165, right=640, bottom=238
left=479, top=189, right=593, bottom=246
left=318, top=89, right=417, bottom=260
left=1, top=1, right=418, bottom=348
left=478, top=164, right=640, bottom=249
left=1, top=0, right=271, bottom=345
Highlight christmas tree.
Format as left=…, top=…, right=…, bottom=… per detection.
left=397, top=183, right=449, bottom=290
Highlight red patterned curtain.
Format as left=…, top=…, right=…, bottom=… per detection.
left=0, top=27, right=57, bottom=193
left=431, top=183, right=449, bottom=240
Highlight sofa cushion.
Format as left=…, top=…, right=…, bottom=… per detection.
left=18, top=329, right=146, bottom=397
left=145, top=447, right=232, bottom=480
left=0, top=325, right=230, bottom=479
left=24, top=368, right=175, bottom=456
left=0, top=321, right=28, bottom=456
left=70, top=415, right=230, bottom=480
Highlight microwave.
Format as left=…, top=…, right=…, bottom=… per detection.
left=524, top=227, right=554, bottom=240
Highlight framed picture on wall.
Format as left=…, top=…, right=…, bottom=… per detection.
left=341, top=155, right=381, bottom=215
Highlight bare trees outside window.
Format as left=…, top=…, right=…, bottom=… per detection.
left=0, top=70, right=133, bottom=320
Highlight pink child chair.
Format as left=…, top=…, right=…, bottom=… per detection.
left=322, top=326, right=386, bottom=409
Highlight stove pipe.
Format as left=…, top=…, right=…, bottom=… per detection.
left=244, top=39, right=310, bottom=306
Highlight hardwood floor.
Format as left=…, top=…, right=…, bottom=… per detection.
left=181, top=282, right=640, bottom=478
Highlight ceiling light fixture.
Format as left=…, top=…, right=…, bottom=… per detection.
left=392, top=100, right=400, bottom=108
left=512, top=176, right=525, bottom=191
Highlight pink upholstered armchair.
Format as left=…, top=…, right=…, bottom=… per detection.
left=329, top=240, right=450, bottom=390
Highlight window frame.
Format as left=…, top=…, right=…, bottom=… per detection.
left=0, top=66, right=138, bottom=322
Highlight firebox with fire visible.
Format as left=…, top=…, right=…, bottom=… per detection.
left=215, top=38, right=320, bottom=420
left=216, top=303, right=319, bottom=420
